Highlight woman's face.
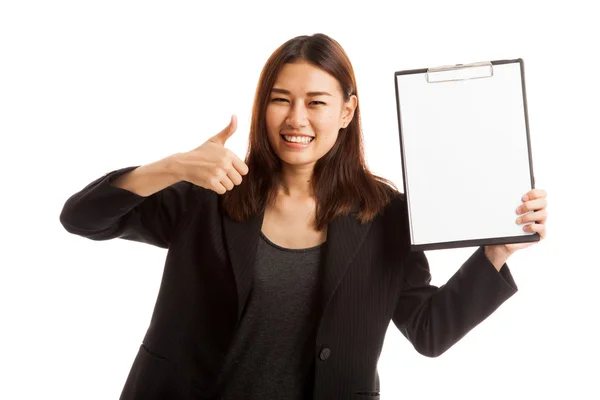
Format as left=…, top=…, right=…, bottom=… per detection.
left=265, top=61, right=356, bottom=169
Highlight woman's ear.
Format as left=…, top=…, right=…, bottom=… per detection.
left=341, top=95, right=358, bottom=128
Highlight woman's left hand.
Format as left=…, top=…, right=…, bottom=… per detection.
left=488, top=188, right=548, bottom=256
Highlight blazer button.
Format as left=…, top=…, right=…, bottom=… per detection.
left=319, top=348, right=331, bottom=361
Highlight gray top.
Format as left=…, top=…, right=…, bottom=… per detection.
left=220, top=231, right=324, bottom=400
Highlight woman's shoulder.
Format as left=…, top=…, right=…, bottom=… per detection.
left=173, top=181, right=220, bottom=214
left=367, top=181, right=410, bottom=251
left=372, top=180, right=407, bottom=226
left=376, top=180, right=406, bottom=210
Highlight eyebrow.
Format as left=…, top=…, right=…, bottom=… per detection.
left=271, top=88, right=332, bottom=97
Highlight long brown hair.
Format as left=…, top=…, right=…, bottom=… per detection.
left=221, top=33, right=398, bottom=230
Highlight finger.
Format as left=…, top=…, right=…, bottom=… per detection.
left=210, top=115, right=238, bottom=146
left=220, top=176, right=235, bottom=191
left=523, top=222, right=546, bottom=239
left=227, top=168, right=243, bottom=186
left=522, top=188, right=547, bottom=201
left=516, top=197, right=548, bottom=214
left=516, top=210, right=548, bottom=224
left=208, top=177, right=228, bottom=195
left=231, top=155, right=249, bottom=176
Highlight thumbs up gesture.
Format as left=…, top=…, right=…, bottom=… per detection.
left=172, top=115, right=249, bottom=194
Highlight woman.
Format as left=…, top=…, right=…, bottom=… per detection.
left=60, top=33, right=548, bottom=399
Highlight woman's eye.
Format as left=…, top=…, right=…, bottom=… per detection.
left=270, top=98, right=325, bottom=106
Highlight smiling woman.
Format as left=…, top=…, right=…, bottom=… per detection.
left=59, top=32, right=543, bottom=400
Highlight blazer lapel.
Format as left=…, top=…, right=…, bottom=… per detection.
left=319, top=213, right=373, bottom=315
left=222, top=209, right=265, bottom=322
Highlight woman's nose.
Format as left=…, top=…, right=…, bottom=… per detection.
left=285, top=103, right=308, bottom=128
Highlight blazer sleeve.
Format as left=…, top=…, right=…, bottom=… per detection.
left=392, top=246, right=518, bottom=357
left=59, top=166, right=200, bottom=248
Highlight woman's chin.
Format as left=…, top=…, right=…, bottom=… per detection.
left=279, top=154, right=318, bottom=168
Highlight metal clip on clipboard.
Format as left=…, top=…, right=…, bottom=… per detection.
left=426, top=61, right=494, bottom=83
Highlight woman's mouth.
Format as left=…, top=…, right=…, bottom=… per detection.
left=281, top=134, right=315, bottom=144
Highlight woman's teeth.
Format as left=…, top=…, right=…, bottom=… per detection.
left=282, top=135, right=314, bottom=144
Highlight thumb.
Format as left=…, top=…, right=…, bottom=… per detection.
left=210, top=115, right=238, bottom=146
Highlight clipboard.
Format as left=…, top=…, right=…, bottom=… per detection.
left=394, top=58, right=539, bottom=252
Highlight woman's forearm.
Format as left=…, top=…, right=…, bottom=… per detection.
left=111, top=155, right=181, bottom=197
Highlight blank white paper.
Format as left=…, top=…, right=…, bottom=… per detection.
left=396, top=61, right=536, bottom=247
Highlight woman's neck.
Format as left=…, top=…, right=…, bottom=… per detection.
left=278, top=163, right=315, bottom=199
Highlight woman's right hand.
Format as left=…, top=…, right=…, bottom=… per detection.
left=170, top=115, right=249, bottom=195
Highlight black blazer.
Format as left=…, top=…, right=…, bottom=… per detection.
left=59, top=166, right=518, bottom=400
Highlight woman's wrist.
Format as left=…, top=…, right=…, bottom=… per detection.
left=484, top=246, right=513, bottom=272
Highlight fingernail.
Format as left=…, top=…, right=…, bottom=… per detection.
left=516, top=217, right=523, bottom=224
left=523, top=195, right=529, bottom=201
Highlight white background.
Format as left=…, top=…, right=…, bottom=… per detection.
left=1, top=1, right=598, bottom=399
